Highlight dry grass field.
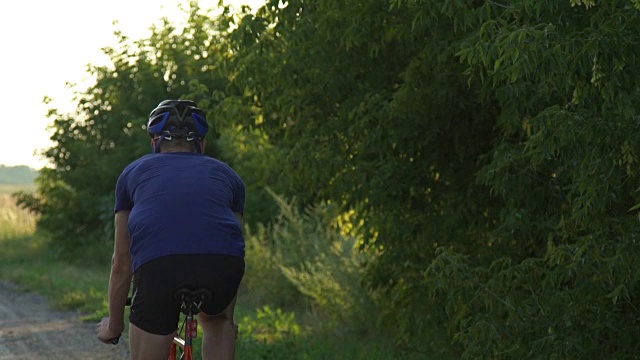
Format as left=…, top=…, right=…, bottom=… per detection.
left=0, top=193, right=36, bottom=239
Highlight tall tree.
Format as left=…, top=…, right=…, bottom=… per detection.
left=19, top=5, right=238, bottom=254
left=225, top=0, right=640, bottom=357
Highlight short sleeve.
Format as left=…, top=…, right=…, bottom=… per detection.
left=114, top=170, right=133, bottom=212
left=230, top=171, right=245, bottom=215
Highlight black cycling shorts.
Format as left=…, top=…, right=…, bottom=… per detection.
left=129, top=254, right=245, bottom=335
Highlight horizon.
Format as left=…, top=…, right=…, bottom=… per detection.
left=0, top=164, right=39, bottom=170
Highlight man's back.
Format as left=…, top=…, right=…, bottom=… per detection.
left=115, top=152, right=245, bottom=271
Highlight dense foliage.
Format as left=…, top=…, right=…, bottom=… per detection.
left=18, top=0, right=640, bottom=357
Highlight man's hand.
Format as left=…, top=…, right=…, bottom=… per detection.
left=96, top=317, right=123, bottom=344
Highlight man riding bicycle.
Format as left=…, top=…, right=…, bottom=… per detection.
left=96, top=99, right=245, bottom=360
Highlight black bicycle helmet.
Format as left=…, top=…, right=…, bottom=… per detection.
left=147, top=100, right=209, bottom=153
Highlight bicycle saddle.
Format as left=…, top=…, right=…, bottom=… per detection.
left=173, top=288, right=213, bottom=315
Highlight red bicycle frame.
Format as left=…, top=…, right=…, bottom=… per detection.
left=169, top=312, right=198, bottom=360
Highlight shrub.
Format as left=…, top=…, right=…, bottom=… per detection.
left=249, top=191, right=378, bottom=330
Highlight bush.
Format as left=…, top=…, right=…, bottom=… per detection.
left=242, top=190, right=378, bottom=332
left=241, top=222, right=304, bottom=309
left=416, top=231, right=640, bottom=359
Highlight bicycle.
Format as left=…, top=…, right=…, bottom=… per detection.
left=169, top=288, right=212, bottom=360
left=110, top=287, right=211, bottom=360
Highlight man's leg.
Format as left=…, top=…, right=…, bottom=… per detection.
left=129, top=323, right=175, bottom=360
left=199, top=295, right=238, bottom=360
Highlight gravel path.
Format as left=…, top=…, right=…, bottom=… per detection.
left=0, top=281, right=130, bottom=359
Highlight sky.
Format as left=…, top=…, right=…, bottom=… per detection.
left=0, top=0, right=261, bottom=169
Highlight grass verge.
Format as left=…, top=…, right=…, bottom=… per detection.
left=0, top=193, right=109, bottom=317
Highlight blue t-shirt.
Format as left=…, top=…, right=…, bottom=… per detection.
left=114, top=152, right=245, bottom=271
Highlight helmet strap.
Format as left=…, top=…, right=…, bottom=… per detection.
left=151, top=136, right=163, bottom=153
left=192, top=137, right=203, bottom=154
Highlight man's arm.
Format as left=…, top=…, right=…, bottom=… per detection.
left=97, top=210, right=133, bottom=342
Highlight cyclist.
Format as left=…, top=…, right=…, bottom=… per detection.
left=96, top=99, right=245, bottom=360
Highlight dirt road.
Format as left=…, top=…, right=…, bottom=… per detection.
left=0, top=281, right=130, bottom=359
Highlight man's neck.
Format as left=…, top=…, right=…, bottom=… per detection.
left=160, top=149, right=196, bottom=153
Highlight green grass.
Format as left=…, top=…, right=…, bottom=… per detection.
left=0, top=194, right=407, bottom=359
